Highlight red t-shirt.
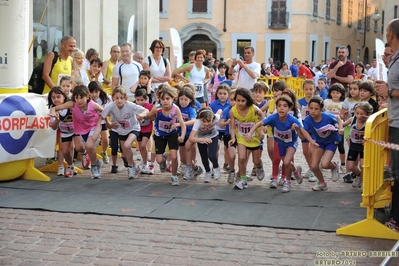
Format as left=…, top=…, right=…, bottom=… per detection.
left=298, top=65, right=314, bottom=79
left=139, top=102, right=153, bottom=133
left=328, top=60, right=355, bottom=88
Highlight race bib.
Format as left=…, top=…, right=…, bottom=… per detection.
left=238, top=122, right=254, bottom=136
left=301, top=106, right=309, bottom=118
left=194, top=83, right=203, bottom=92
left=274, top=128, right=293, bottom=143
left=59, top=122, right=74, bottom=133
left=117, top=119, right=131, bottom=129
left=159, top=120, right=173, bottom=132
left=350, top=129, right=364, bottom=144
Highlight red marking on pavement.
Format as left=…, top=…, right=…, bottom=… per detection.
left=182, top=201, right=196, bottom=206
left=121, top=208, right=136, bottom=213
left=207, top=187, right=216, bottom=190
left=340, top=201, right=354, bottom=205
left=0, top=190, right=9, bottom=194
left=337, top=223, right=348, bottom=228
left=151, top=191, right=163, bottom=195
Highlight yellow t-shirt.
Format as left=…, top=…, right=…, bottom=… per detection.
left=267, top=98, right=276, bottom=137
left=231, top=105, right=261, bottom=148
left=43, top=54, right=73, bottom=94
left=102, top=59, right=115, bottom=89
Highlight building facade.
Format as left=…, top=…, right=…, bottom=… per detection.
left=159, top=0, right=387, bottom=68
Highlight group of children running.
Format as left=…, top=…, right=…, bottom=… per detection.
left=47, top=69, right=384, bottom=193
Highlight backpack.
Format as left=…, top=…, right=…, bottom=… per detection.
left=28, top=51, right=59, bottom=94
left=147, top=56, right=167, bottom=68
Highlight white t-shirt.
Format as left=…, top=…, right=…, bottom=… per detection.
left=189, top=64, right=206, bottom=98
left=192, top=114, right=220, bottom=140
left=144, top=55, right=169, bottom=90
left=100, top=101, right=145, bottom=136
left=234, top=61, right=261, bottom=90
left=367, top=67, right=378, bottom=81
left=112, top=60, right=143, bottom=100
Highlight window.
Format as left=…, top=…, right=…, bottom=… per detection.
left=395, top=5, right=398, bottom=19
left=160, top=0, right=163, bottom=12
left=237, top=40, right=251, bottom=58
left=357, top=1, right=363, bottom=30
left=348, top=0, right=353, bottom=27
left=192, top=0, right=207, bottom=12
left=366, top=5, right=371, bottom=31
left=159, top=0, right=168, bottom=18
left=337, top=0, right=342, bottom=25
left=381, top=10, right=385, bottom=34
left=326, top=0, right=331, bottom=20
left=270, top=0, right=288, bottom=28
left=313, top=0, right=318, bottom=17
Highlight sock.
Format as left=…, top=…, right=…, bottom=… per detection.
left=341, top=163, right=345, bottom=166
left=241, top=175, right=247, bottom=181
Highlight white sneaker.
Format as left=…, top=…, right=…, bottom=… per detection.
left=308, top=174, right=317, bottom=182
left=57, top=166, right=64, bottom=176
left=340, top=165, right=346, bottom=174
left=171, top=176, right=180, bottom=186
left=133, top=152, right=142, bottom=161
left=270, top=179, right=278, bottom=189
left=278, top=177, right=285, bottom=186
left=101, top=152, right=110, bottom=164
left=148, top=164, right=155, bottom=175
left=234, top=178, right=248, bottom=189
left=282, top=180, right=292, bottom=193
left=256, top=165, right=265, bottom=181
left=352, top=176, right=362, bottom=188
left=331, top=163, right=340, bottom=182
left=140, top=164, right=149, bottom=174
left=213, top=167, right=221, bottom=180
left=183, top=169, right=192, bottom=181
left=312, top=181, right=328, bottom=191
left=64, top=166, right=74, bottom=178
left=294, top=166, right=303, bottom=184
left=128, top=166, right=135, bottom=179
left=204, top=171, right=212, bottom=183
left=91, top=160, right=102, bottom=179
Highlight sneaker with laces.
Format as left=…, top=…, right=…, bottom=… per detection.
left=140, top=164, right=149, bottom=174
left=122, top=157, right=129, bottom=168
left=204, top=171, right=212, bottom=183
left=294, top=166, right=303, bottom=184
left=384, top=166, right=394, bottom=182
left=183, top=169, right=192, bottom=181
left=308, top=173, right=317, bottom=182
left=57, top=166, right=65, bottom=176
left=223, top=164, right=229, bottom=172
left=312, top=181, right=328, bottom=191
left=282, top=180, right=292, bottom=193
left=234, top=178, right=248, bottom=189
left=193, top=165, right=203, bottom=178
left=227, top=171, right=235, bottom=184
left=343, top=172, right=354, bottom=183
left=133, top=152, right=142, bottom=161
left=148, top=164, right=155, bottom=175
left=82, top=151, right=90, bottom=169
left=331, top=163, right=340, bottom=182
left=340, top=165, right=346, bottom=174
left=64, top=166, right=73, bottom=178
left=128, top=166, right=135, bottom=179
left=352, top=176, right=362, bottom=188
left=270, top=179, right=278, bottom=189
left=111, top=165, right=118, bottom=174
left=101, top=152, right=110, bottom=164
left=171, top=176, right=180, bottom=186
left=385, top=218, right=399, bottom=232
left=256, top=165, right=265, bottom=181
left=159, top=155, right=167, bottom=173
left=91, top=163, right=101, bottom=179
left=213, top=167, right=221, bottom=180
left=303, top=169, right=313, bottom=179
left=134, top=165, right=140, bottom=179
left=251, top=167, right=257, bottom=176
left=177, top=165, right=186, bottom=176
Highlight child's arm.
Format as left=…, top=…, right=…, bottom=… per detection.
left=342, top=117, right=353, bottom=127
left=254, top=106, right=265, bottom=140
left=175, top=107, right=186, bottom=143
left=130, top=80, right=140, bottom=94
left=92, top=116, right=104, bottom=140
left=336, top=115, right=344, bottom=135
left=228, top=110, right=236, bottom=146
left=245, top=120, right=265, bottom=142
left=204, top=68, right=212, bottom=84
left=49, top=113, right=60, bottom=130
left=146, top=78, right=152, bottom=95
left=49, top=101, right=74, bottom=116
left=172, top=65, right=192, bottom=83
left=188, top=126, right=213, bottom=145
left=296, top=127, right=319, bottom=149
left=93, top=102, right=104, bottom=112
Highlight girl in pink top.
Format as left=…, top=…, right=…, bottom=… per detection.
left=50, top=85, right=104, bottom=179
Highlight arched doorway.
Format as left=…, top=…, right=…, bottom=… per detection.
left=364, top=47, right=369, bottom=64
left=183, top=34, right=216, bottom=63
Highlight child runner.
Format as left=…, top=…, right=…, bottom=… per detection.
left=95, top=86, right=148, bottom=179
left=342, top=102, right=373, bottom=188
left=174, top=87, right=204, bottom=180
left=228, top=87, right=265, bottom=189
left=146, top=84, right=186, bottom=185
left=303, top=96, right=343, bottom=191
left=317, top=77, right=328, bottom=100
left=48, top=87, right=83, bottom=177
left=88, top=81, right=112, bottom=164
left=189, top=107, right=223, bottom=182
left=49, top=85, right=104, bottom=179
left=324, top=83, right=346, bottom=173
left=209, top=83, right=231, bottom=173
left=219, top=88, right=237, bottom=184
left=134, top=88, right=154, bottom=174
left=208, top=62, right=227, bottom=103
left=248, top=96, right=316, bottom=192
left=130, top=70, right=153, bottom=103
left=60, top=76, right=73, bottom=99
left=298, top=79, right=317, bottom=182
left=359, top=80, right=379, bottom=114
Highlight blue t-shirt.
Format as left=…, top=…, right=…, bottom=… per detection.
left=179, top=105, right=197, bottom=138
left=154, top=103, right=178, bottom=137
left=318, top=88, right=328, bottom=100
left=222, top=105, right=233, bottom=136
left=298, top=97, right=310, bottom=120
left=255, top=99, right=267, bottom=110
left=290, top=64, right=298, bottom=77
left=210, top=99, right=230, bottom=133
left=303, top=112, right=341, bottom=144
left=195, top=100, right=201, bottom=110
left=220, top=80, right=233, bottom=87
left=262, top=113, right=302, bottom=147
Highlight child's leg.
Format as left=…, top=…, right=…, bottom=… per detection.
left=310, top=148, right=327, bottom=184
left=237, top=144, right=248, bottom=178
left=207, top=137, right=220, bottom=169
left=282, top=147, right=296, bottom=181
left=109, top=130, right=119, bottom=166
left=100, top=129, right=109, bottom=153
left=139, top=136, right=149, bottom=165
left=169, top=149, right=179, bottom=176
left=197, top=143, right=211, bottom=173
left=272, top=141, right=282, bottom=179
left=61, top=141, right=73, bottom=166
left=85, top=136, right=97, bottom=165
left=337, top=138, right=346, bottom=171
left=122, top=133, right=138, bottom=166
left=266, top=136, right=274, bottom=161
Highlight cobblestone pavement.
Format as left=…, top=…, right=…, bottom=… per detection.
left=0, top=143, right=398, bottom=265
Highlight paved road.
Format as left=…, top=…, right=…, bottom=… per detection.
left=0, top=143, right=398, bottom=265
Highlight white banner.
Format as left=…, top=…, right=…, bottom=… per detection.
left=127, top=15, right=135, bottom=48
left=0, top=0, right=29, bottom=89
left=0, top=93, right=56, bottom=163
left=169, top=28, right=183, bottom=71
left=375, top=38, right=388, bottom=82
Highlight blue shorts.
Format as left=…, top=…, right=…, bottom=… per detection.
left=301, top=134, right=316, bottom=143
left=317, top=142, right=337, bottom=152
left=277, top=141, right=298, bottom=157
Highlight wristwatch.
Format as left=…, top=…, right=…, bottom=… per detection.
left=388, top=88, right=394, bottom=98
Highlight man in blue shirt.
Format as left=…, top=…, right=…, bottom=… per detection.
left=290, top=58, right=298, bottom=77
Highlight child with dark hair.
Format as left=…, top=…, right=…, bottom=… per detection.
left=359, top=80, right=379, bottom=113
left=131, top=70, right=153, bottom=103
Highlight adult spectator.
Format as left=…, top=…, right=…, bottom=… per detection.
left=310, top=61, right=316, bottom=73
left=101, top=45, right=120, bottom=90
left=203, top=51, right=213, bottom=66
left=260, top=63, right=267, bottom=77
left=313, top=65, right=322, bottom=84
left=290, top=58, right=298, bottom=77
left=111, top=42, right=142, bottom=101
left=133, top=51, right=145, bottom=66
left=270, top=64, right=279, bottom=76
left=229, top=46, right=261, bottom=90
left=365, top=63, right=371, bottom=75
left=265, top=57, right=273, bottom=68
left=84, top=48, right=99, bottom=70
left=383, top=43, right=393, bottom=68
left=354, top=62, right=368, bottom=81
left=374, top=18, right=399, bottom=232
left=367, top=59, right=378, bottom=81
left=143, top=39, right=172, bottom=96
left=327, top=46, right=354, bottom=88
left=71, top=49, right=90, bottom=86
left=297, top=60, right=314, bottom=79
left=279, top=62, right=292, bottom=78
left=42, top=35, right=76, bottom=94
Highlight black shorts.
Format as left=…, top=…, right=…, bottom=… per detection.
left=347, top=149, right=364, bottom=161
left=100, top=123, right=107, bottom=131
left=153, top=132, right=179, bottom=154
left=223, top=134, right=237, bottom=148
left=61, top=134, right=78, bottom=143
left=119, top=131, right=140, bottom=141
left=137, top=131, right=152, bottom=142
left=246, top=146, right=261, bottom=151
left=196, top=96, right=205, bottom=103
left=179, top=136, right=189, bottom=147
left=218, top=132, right=225, bottom=140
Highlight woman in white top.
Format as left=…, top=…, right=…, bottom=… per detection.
left=172, top=49, right=211, bottom=107
left=143, top=39, right=172, bottom=101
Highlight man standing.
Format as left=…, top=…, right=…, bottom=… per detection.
left=229, top=46, right=260, bottom=90
left=367, top=59, right=378, bottom=81
left=290, top=58, right=298, bottom=77
left=42, top=35, right=76, bottom=94
left=111, top=43, right=142, bottom=101
left=327, top=46, right=354, bottom=88
left=101, top=45, right=120, bottom=90
left=375, top=18, right=399, bottom=232
left=297, top=60, right=314, bottom=79
left=203, top=51, right=213, bottom=66
left=383, top=43, right=394, bottom=68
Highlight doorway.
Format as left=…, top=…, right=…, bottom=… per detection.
left=183, top=34, right=216, bottom=63
left=270, top=39, right=285, bottom=69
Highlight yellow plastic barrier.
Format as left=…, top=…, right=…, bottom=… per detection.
left=258, top=77, right=305, bottom=99
left=336, top=108, right=399, bottom=240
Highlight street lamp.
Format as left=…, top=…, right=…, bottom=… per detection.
left=363, top=1, right=381, bottom=48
